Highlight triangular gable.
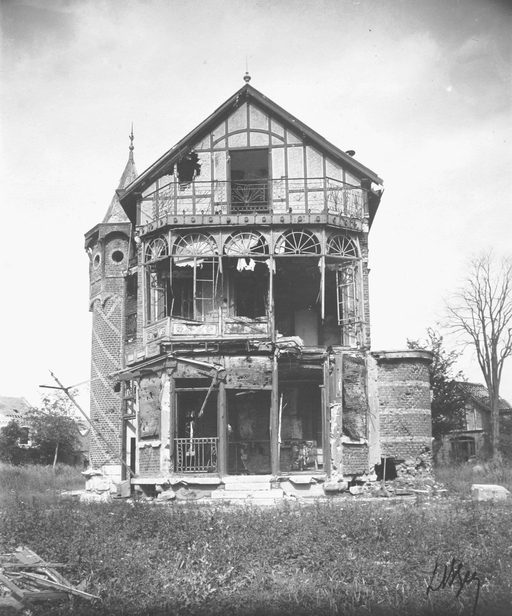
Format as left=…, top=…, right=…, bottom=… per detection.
left=119, top=84, right=383, bottom=224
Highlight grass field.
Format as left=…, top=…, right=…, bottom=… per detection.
left=1, top=463, right=511, bottom=616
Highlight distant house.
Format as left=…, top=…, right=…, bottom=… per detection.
left=0, top=396, right=32, bottom=444
left=437, top=382, right=512, bottom=461
left=0, top=396, right=90, bottom=465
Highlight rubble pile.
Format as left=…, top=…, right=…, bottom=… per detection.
left=0, top=547, right=98, bottom=612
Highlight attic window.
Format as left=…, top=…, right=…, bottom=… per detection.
left=176, top=152, right=201, bottom=187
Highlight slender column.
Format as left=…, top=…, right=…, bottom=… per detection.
left=169, top=375, right=175, bottom=472
left=270, top=350, right=280, bottom=476
left=217, top=380, right=227, bottom=476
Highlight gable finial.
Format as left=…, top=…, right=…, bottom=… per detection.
left=244, top=55, right=251, bottom=83
left=129, top=123, right=134, bottom=160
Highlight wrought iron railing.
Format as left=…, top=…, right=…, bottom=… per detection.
left=139, top=178, right=366, bottom=223
left=175, top=437, right=218, bottom=472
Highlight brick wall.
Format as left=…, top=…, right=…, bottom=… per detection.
left=88, top=229, right=129, bottom=467
left=342, top=444, right=368, bottom=474
left=374, top=351, right=432, bottom=461
left=139, top=445, right=161, bottom=476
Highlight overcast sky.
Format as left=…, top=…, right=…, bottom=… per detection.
left=1, top=0, right=511, bottom=409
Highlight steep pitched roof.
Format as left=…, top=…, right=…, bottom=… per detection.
left=455, top=382, right=512, bottom=412
left=118, top=82, right=383, bottom=223
left=0, top=396, right=32, bottom=427
left=103, top=134, right=138, bottom=224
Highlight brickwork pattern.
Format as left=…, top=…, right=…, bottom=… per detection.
left=342, top=444, right=369, bottom=474
left=139, top=445, right=161, bottom=476
left=377, top=360, right=432, bottom=460
left=90, top=292, right=124, bottom=466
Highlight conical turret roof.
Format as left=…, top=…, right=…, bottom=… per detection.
left=103, top=129, right=138, bottom=223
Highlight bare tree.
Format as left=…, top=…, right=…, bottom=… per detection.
left=446, top=252, right=512, bottom=456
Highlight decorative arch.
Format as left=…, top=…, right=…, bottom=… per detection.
left=145, top=236, right=169, bottom=262
left=224, top=231, right=269, bottom=256
left=173, top=232, right=218, bottom=256
left=327, top=234, right=359, bottom=259
left=274, top=229, right=320, bottom=255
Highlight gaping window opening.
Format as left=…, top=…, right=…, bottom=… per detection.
left=175, top=152, right=201, bottom=189
left=274, top=229, right=321, bottom=255
left=145, top=236, right=171, bottom=324
left=274, top=257, right=321, bottom=344
left=226, top=257, right=269, bottom=319
left=230, top=149, right=269, bottom=214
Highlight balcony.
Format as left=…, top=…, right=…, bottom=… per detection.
left=144, top=315, right=270, bottom=351
left=175, top=437, right=218, bottom=473
left=139, top=177, right=367, bottom=225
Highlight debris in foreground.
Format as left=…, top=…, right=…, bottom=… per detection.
left=0, top=546, right=98, bottom=612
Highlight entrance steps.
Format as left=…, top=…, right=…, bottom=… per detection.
left=212, top=475, right=283, bottom=502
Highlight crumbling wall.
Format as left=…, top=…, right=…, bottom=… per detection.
left=341, top=354, right=368, bottom=475
left=373, top=351, right=432, bottom=461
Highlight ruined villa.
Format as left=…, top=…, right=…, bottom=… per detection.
left=85, top=76, right=433, bottom=499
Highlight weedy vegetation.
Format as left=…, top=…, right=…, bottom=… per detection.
left=0, top=463, right=511, bottom=616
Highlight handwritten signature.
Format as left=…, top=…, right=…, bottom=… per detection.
left=427, top=557, right=480, bottom=616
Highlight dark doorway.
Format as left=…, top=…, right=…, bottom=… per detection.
left=230, top=149, right=269, bottom=213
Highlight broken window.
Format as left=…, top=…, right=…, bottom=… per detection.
left=171, top=232, right=219, bottom=321
left=274, top=257, right=321, bottom=343
left=326, top=233, right=362, bottom=347
left=175, top=152, right=201, bottom=188
left=451, top=436, right=476, bottom=461
left=230, top=149, right=269, bottom=213
left=145, top=236, right=171, bottom=324
left=224, top=231, right=270, bottom=319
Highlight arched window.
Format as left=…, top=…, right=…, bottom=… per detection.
left=144, top=236, right=170, bottom=323
left=173, top=232, right=217, bottom=256
left=327, top=234, right=359, bottom=259
left=145, top=236, right=169, bottom=262
left=171, top=232, right=218, bottom=321
left=274, top=229, right=320, bottom=255
left=224, top=231, right=269, bottom=256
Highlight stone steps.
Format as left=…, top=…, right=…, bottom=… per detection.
left=211, top=488, right=284, bottom=501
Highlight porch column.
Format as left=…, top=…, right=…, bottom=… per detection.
left=270, top=350, right=280, bottom=476
left=217, top=380, right=227, bottom=476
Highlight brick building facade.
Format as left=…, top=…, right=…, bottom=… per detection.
left=85, top=79, right=432, bottom=496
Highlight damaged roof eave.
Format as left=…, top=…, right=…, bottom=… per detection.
left=118, top=83, right=384, bottom=224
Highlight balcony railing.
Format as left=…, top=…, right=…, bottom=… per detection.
left=175, top=437, right=218, bottom=473
left=140, top=177, right=366, bottom=224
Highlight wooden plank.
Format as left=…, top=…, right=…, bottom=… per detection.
left=20, top=547, right=70, bottom=587
left=17, top=572, right=99, bottom=600
left=22, top=590, right=69, bottom=602
left=2, top=562, right=65, bottom=568
left=0, top=571, right=36, bottom=610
